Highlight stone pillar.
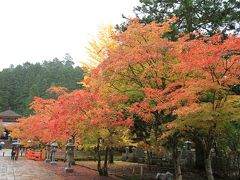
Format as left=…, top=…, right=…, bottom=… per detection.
left=64, top=139, right=75, bottom=173
left=50, top=142, right=58, bottom=165
left=45, top=143, right=51, bottom=163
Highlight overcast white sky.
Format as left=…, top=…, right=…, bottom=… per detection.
left=0, top=0, right=139, bottom=70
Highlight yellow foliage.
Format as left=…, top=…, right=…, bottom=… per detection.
left=79, top=24, right=118, bottom=88
left=0, top=123, right=4, bottom=134
left=83, top=24, right=118, bottom=71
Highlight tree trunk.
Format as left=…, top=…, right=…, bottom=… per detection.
left=108, top=147, right=114, bottom=164
left=103, top=146, right=109, bottom=176
left=146, top=150, right=152, bottom=166
left=204, top=156, right=214, bottom=180
left=173, top=140, right=182, bottom=180
left=238, top=154, right=240, bottom=180
left=202, top=124, right=216, bottom=180
left=97, top=138, right=103, bottom=176
left=203, top=138, right=214, bottom=180
left=183, top=0, right=194, bottom=33
left=195, top=139, right=205, bottom=170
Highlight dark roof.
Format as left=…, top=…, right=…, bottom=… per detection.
left=0, top=110, right=21, bottom=118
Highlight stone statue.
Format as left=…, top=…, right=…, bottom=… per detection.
left=45, top=143, right=51, bottom=162
left=50, top=141, right=58, bottom=165
left=64, top=139, right=75, bottom=173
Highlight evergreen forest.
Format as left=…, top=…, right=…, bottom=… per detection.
left=0, top=55, right=84, bottom=116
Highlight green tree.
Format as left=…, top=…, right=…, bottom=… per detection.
left=134, top=0, right=240, bottom=35
left=0, top=56, right=84, bottom=116
left=215, top=120, right=240, bottom=178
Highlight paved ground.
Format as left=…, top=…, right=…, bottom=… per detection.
left=0, top=149, right=63, bottom=180
left=0, top=149, right=20, bottom=157
left=0, top=149, right=119, bottom=180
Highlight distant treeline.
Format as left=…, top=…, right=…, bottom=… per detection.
left=0, top=55, right=84, bottom=116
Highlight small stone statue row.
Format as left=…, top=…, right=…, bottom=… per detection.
left=45, top=139, right=75, bottom=173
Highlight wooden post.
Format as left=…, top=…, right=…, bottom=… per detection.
left=140, top=165, right=143, bottom=177
left=132, top=167, right=135, bottom=174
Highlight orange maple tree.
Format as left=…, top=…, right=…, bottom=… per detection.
left=85, top=19, right=240, bottom=179
left=9, top=17, right=240, bottom=180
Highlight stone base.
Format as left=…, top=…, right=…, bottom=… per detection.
left=64, top=167, right=74, bottom=173
left=50, top=161, right=57, bottom=165
left=45, top=159, right=51, bottom=163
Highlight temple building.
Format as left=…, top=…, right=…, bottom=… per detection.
left=0, top=110, right=21, bottom=140
left=0, top=110, right=21, bottom=124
